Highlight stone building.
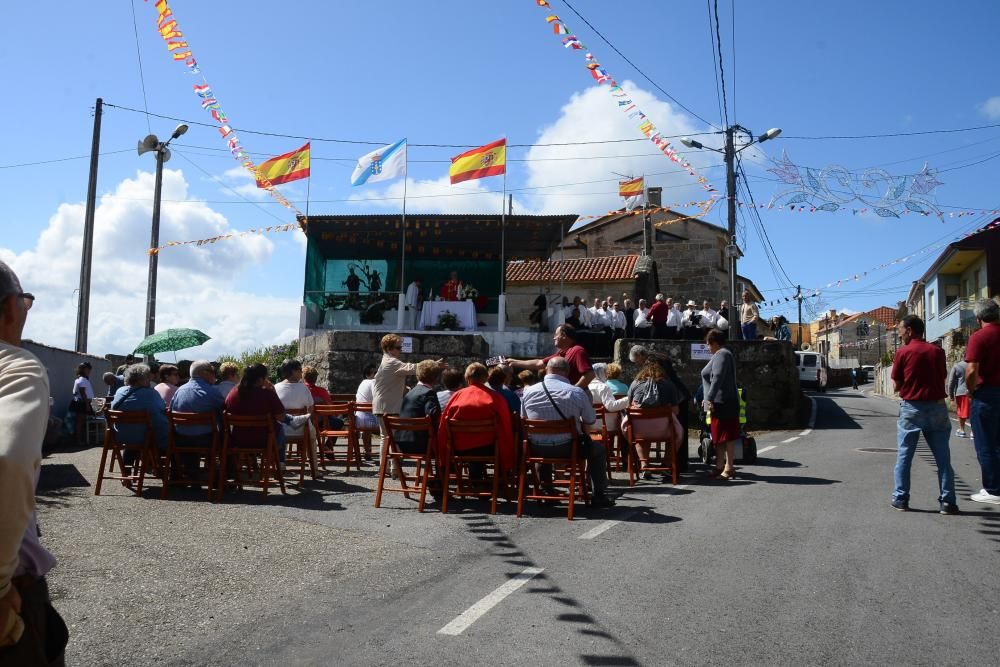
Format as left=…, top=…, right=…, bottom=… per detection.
left=814, top=306, right=897, bottom=367
left=558, top=205, right=763, bottom=308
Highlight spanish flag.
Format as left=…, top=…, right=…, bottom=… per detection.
left=256, top=142, right=310, bottom=187
left=619, top=177, right=644, bottom=198
left=449, top=138, right=506, bottom=184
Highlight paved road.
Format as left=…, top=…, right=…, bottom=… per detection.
left=38, top=386, right=1000, bottom=666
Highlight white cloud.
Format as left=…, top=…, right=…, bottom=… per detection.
left=522, top=80, right=721, bottom=216
left=347, top=175, right=537, bottom=215
left=978, top=96, right=1000, bottom=120
left=1, top=169, right=300, bottom=358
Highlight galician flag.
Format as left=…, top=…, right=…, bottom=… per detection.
left=350, top=138, right=407, bottom=186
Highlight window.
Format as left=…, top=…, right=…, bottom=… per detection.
left=928, top=289, right=936, bottom=318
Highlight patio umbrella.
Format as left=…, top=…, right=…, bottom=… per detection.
left=133, top=328, right=211, bottom=358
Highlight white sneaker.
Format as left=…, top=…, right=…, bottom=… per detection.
left=970, top=489, right=1000, bottom=504
left=289, top=414, right=311, bottom=429
left=954, top=430, right=966, bottom=438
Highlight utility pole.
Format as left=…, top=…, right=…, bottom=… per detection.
left=145, top=147, right=166, bottom=339
left=795, top=284, right=803, bottom=350
left=75, top=98, right=102, bottom=353
left=724, top=126, right=740, bottom=340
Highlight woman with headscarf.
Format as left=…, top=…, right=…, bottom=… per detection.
left=587, top=363, right=629, bottom=436
left=701, top=329, right=741, bottom=479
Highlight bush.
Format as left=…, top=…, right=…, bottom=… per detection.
left=217, top=340, right=299, bottom=383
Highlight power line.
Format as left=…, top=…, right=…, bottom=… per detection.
left=705, top=0, right=726, bottom=128
left=171, top=149, right=290, bottom=225
left=128, top=0, right=151, bottom=134
left=557, top=0, right=721, bottom=130
left=781, top=121, right=1000, bottom=140
left=104, top=102, right=717, bottom=148
left=0, top=149, right=134, bottom=169
left=711, top=0, right=730, bottom=129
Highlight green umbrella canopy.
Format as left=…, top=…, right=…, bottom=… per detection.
left=133, top=328, right=211, bottom=355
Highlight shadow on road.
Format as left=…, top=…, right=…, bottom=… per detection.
left=457, top=513, right=644, bottom=666
left=814, top=396, right=863, bottom=430
left=733, top=471, right=841, bottom=485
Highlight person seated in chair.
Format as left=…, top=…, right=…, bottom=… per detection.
left=111, top=363, right=170, bottom=463
left=169, top=360, right=225, bottom=477
left=436, top=368, right=464, bottom=411
left=520, top=357, right=614, bottom=508
left=215, top=362, right=240, bottom=400
left=624, top=362, right=683, bottom=479
left=225, top=364, right=310, bottom=467
left=395, top=360, right=444, bottom=454
left=438, top=363, right=514, bottom=479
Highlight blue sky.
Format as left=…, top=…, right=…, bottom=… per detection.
left=2, top=0, right=999, bottom=355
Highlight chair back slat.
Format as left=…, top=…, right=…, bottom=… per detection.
left=106, top=409, right=152, bottom=427
left=384, top=415, right=433, bottom=433
left=329, top=393, right=357, bottom=402
left=445, top=417, right=496, bottom=434
left=626, top=405, right=674, bottom=421
left=223, top=412, right=279, bottom=433
left=168, top=410, right=218, bottom=430
left=521, top=418, right=577, bottom=437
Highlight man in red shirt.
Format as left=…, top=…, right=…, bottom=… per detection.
left=302, top=366, right=332, bottom=404
left=890, top=315, right=957, bottom=513
left=965, top=298, right=1000, bottom=504
left=506, top=324, right=594, bottom=389
left=647, top=293, right=669, bottom=339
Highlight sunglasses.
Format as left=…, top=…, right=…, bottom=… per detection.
left=19, top=292, right=35, bottom=310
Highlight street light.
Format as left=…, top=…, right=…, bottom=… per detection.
left=136, top=123, right=188, bottom=341
left=681, top=124, right=782, bottom=339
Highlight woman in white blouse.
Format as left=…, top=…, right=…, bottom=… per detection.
left=354, top=363, right=377, bottom=458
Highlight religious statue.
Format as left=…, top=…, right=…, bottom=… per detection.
left=441, top=271, right=464, bottom=301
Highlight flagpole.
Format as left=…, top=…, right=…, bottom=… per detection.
left=397, top=141, right=408, bottom=331
left=498, top=148, right=507, bottom=332
left=305, top=142, right=312, bottom=227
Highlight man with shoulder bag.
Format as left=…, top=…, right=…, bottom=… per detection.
left=520, top=357, right=615, bottom=508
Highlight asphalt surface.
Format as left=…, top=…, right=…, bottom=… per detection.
left=36, top=385, right=1000, bottom=666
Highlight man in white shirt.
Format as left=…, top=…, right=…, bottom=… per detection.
left=610, top=302, right=627, bottom=341
left=0, top=260, right=67, bottom=662
left=634, top=299, right=652, bottom=338
left=404, top=277, right=423, bottom=328
left=666, top=301, right=683, bottom=339
left=274, top=358, right=317, bottom=475
left=699, top=300, right=719, bottom=330
left=588, top=298, right=602, bottom=323
left=682, top=300, right=700, bottom=338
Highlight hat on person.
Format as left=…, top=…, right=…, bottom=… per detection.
left=686, top=300, right=698, bottom=307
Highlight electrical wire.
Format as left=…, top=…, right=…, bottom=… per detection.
left=558, top=0, right=721, bottom=131
left=781, top=121, right=1000, bottom=140
left=104, top=102, right=718, bottom=148
left=711, top=0, right=730, bottom=129
left=0, top=149, right=134, bottom=169
left=128, top=0, right=151, bottom=134
left=171, top=149, right=290, bottom=225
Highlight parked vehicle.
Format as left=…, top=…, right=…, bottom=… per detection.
left=795, top=350, right=829, bottom=391
left=859, top=364, right=875, bottom=383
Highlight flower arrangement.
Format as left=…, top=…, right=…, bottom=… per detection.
left=462, top=284, right=479, bottom=300
left=436, top=310, right=459, bottom=330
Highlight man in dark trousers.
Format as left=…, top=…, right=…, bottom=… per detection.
left=890, top=315, right=958, bottom=514
left=647, top=293, right=669, bottom=339
left=966, top=298, right=1000, bottom=505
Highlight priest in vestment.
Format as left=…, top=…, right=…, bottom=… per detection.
left=441, top=271, right=464, bottom=301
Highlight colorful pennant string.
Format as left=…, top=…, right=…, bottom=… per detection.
left=533, top=4, right=716, bottom=193
left=147, top=0, right=303, bottom=251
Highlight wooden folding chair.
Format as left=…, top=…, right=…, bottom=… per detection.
left=599, top=406, right=627, bottom=473
left=314, top=402, right=361, bottom=473
left=625, top=406, right=680, bottom=486
left=517, top=418, right=590, bottom=520
left=284, top=407, right=318, bottom=485
left=217, top=412, right=287, bottom=502
left=162, top=410, right=220, bottom=499
left=376, top=415, right=436, bottom=512
left=95, top=410, right=162, bottom=496
left=441, top=417, right=500, bottom=514
left=353, top=401, right=379, bottom=461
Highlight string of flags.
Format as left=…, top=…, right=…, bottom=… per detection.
left=157, top=223, right=300, bottom=251
left=533, top=1, right=716, bottom=193
left=737, top=199, right=999, bottom=220
left=147, top=0, right=305, bottom=229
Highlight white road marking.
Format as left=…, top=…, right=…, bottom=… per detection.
left=757, top=445, right=777, bottom=454
left=798, top=396, right=817, bottom=436
left=437, top=567, right=544, bottom=636
left=579, top=520, right=621, bottom=540
left=578, top=485, right=690, bottom=540
left=781, top=436, right=800, bottom=444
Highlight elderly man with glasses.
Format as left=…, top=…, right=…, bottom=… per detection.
left=0, top=260, right=68, bottom=663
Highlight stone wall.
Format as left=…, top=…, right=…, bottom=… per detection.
left=612, top=337, right=802, bottom=430
left=300, top=331, right=491, bottom=394
left=23, top=341, right=113, bottom=417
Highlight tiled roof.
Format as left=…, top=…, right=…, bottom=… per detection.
left=506, top=255, right=639, bottom=283
left=820, top=306, right=898, bottom=332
